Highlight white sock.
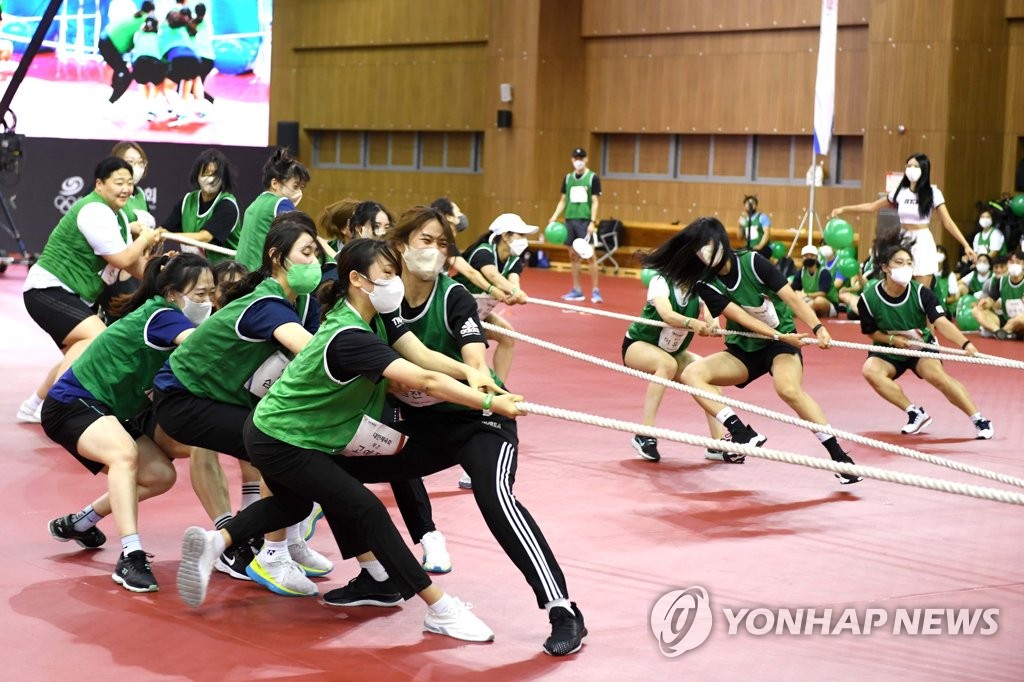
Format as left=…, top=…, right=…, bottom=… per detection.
left=906, top=404, right=918, bottom=413
left=360, top=559, right=389, bottom=582
left=970, top=412, right=982, bottom=422
left=545, top=598, right=572, bottom=613
left=240, top=482, right=261, bottom=510
left=24, top=393, right=43, bottom=411
left=428, top=593, right=454, bottom=615
left=72, top=506, right=103, bottom=531
left=121, top=533, right=142, bottom=555
left=285, top=524, right=301, bottom=543
left=715, top=407, right=736, bottom=425
left=814, top=429, right=832, bottom=443
left=213, top=513, right=232, bottom=530
left=260, top=539, right=288, bottom=559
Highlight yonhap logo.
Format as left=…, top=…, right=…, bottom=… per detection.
left=650, top=586, right=713, bottom=657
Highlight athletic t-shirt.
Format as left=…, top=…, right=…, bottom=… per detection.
left=888, top=185, right=946, bottom=225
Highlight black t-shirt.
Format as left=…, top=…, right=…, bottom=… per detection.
left=400, top=283, right=487, bottom=349
left=325, top=313, right=409, bottom=383
left=698, top=252, right=789, bottom=316
left=857, top=283, right=945, bottom=335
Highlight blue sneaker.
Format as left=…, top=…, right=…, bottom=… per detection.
left=591, top=288, right=603, bottom=304
left=562, top=288, right=585, bottom=302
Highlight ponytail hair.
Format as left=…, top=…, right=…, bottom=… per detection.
left=262, top=146, right=310, bottom=189
left=318, top=238, right=401, bottom=319
left=223, top=211, right=321, bottom=305
left=870, top=223, right=916, bottom=274
left=108, top=253, right=211, bottom=318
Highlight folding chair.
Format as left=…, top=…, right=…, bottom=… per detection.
left=595, top=222, right=621, bottom=273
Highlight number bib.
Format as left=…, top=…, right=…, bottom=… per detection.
left=658, top=327, right=687, bottom=353
left=245, top=351, right=289, bottom=397
left=1004, top=298, right=1024, bottom=318
left=342, top=414, right=408, bottom=456
left=741, top=297, right=780, bottom=328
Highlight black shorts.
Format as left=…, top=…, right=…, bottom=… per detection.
left=565, top=218, right=591, bottom=244
left=23, top=286, right=98, bottom=348
left=198, top=57, right=215, bottom=79
left=132, top=56, right=167, bottom=85
left=867, top=348, right=940, bottom=380
left=166, top=55, right=202, bottom=82
left=725, top=341, right=802, bottom=388
left=152, top=386, right=252, bottom=461
left=40, top=396, right=153, bottom=475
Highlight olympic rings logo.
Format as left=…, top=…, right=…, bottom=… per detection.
left=53, top=194, right=78, bottom=214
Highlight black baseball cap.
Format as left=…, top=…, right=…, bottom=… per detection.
left=571, top=147, right=587, bottom=158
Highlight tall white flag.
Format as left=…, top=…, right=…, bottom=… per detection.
left=813, top=0, right=839, bottom=155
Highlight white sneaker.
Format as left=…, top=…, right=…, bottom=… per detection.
left=299, top=503, right=324, bottom=541
left=457, top=472, right=473, bottom=490
left=288, top=538, right=333, bottom=576
left=421, top=530, right=452, bottom=574
left=901, top=406, right=932, bottom=434
left=424, top=597, right=495, bottom=642
left=246, top=550, right=318, bottom=597
left=177, top=527, right=224, bottom=608
left=16, top=399, right=41, bottom=423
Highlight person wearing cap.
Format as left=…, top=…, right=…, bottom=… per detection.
left=449, top=213, right=535, bottom=489
left=791, top=245, right=837, bottom=318
left=548, top=148, right=603, bottom=303
left=739, top=195, right=772, bottom=257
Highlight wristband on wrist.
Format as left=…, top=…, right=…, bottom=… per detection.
left=961, top=339, right=971, bottom=350
left=812, top=323, right=824, bottom=334
left=510, top=287, right=519, bottom=295
left=773, top=333, right=780, bottom=341
left=888, top=334, right=895, bottom=345
left=482, top=393, right=493, bottom=414
left=486, top=284, right=495, bottom=295
left=684, top=318, right=691, bottom=330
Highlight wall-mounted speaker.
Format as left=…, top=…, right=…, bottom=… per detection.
left=276, top=121, right=299, bottom=154
left=497, top=110, right=513, bottom=129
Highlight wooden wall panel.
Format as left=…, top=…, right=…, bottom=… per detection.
left=581, top=0, right=870, bottom=36
left=1002, top=22, right=1024, bottom=190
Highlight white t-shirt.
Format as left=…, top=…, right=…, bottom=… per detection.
left=24, top=202, right=132, bottom=293
left=647, top=274, right=690, bottom=307
left=972, top=227, right=1005, bottom=254
left=889, top=185, right=945, bottom=226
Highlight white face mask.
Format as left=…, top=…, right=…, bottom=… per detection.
left=402, top=246, right=446, bottom=281
left=179, top=294, right=212, bottom=325
left=697, top=242, right=725, bottom=268
left=1008, top=263, right=1023, bottom=279
left=132, top=165, right=145, bottom=185
left=199, top=176, right=222, bottom=195
left=889, top=265, right=914, bottom=286
left=360, top=274, right=405, bottom=314
left=572, top=159, right=586, bottom=171
left=905, top=166, right=922, bottom=183
left=979, top=217, right=993, bottom=229
left=509, top=237, right=529, bottom=257
left=976, top=262, right=990, bottom=275
left=936, top=252, right=946, bottom=264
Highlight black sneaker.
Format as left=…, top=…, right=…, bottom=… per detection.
left=543, top=602, right=587, bottom=656
left=729, top=424, right=767, bottom=448
left=214, top=540, right=256, bottom=581
left=705, top=449, right=745, bottom=463
left=112, top=550, right=159, bottom=592
left=631, top=435, right=661, bottom=462
left=323, top=569, right=402, bottom=607
left=995, top=329, right=1010, bottom=340
left=48, top=514, right=106, bottom=549
left=830, top=451, right=863, bottom=485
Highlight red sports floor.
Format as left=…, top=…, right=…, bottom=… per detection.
left=2, top=264, right=1022, bottom=681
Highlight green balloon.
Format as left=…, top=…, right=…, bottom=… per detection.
left=544, top=221, right=568, bottom=245
left=837, top=246, right=857, bottom=261
left=640, top=268, right=657, bottom=287
left=836, top=256, right=859, bottom=279
left=823, top=218, right=855, bottom=249
left=769, top=241, right=786, bottom=259
left=1011, top=194, right=1024, bottom=218
left=956, top=294, right=977, bottom=316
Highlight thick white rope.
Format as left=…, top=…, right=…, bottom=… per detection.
left=523, top=295, right=1020, bottom=367
left=166, top=234, right=238, bottom=257
left=484, top=322, right=1024, bottom=489
left=519, top=402, right=1024, bottom=507
left=720, top=328, right=1024, bottom=369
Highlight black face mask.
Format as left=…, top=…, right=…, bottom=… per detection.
left=803, top=258, right=817, bottom=269
left=456, top=215, right=469, bottom=233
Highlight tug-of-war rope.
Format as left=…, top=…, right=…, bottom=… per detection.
left=522, top=295, right=1024, bottom=369
left=481, top=307, right=1024, bottom=495
left=518, top=402, right=1024, bottom=507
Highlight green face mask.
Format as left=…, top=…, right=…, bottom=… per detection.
left=285, top=259, right=321, bottom=294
